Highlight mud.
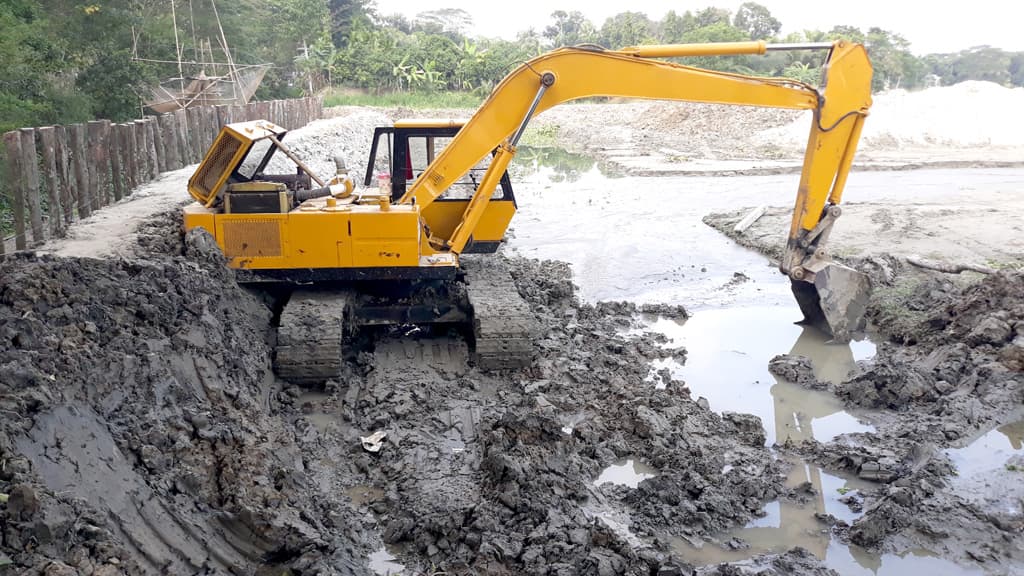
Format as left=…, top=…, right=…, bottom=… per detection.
left=0, top=209, right=841, bottom=575
left=705, top=205, right=1024, bottom=574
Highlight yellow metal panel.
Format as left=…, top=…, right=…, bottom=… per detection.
left=349, top=207, right=420, bottom=267
left=183, top=203, right=216, bottom=236
left=286, top=211, right=352, bottom=268
left=188, top=120, right=288, bottom=206
left=421, top=201, right=515, bottom=242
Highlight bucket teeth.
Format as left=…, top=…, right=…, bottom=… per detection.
left=791, top=263, right=871, bottom=343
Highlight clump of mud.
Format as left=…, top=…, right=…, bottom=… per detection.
left=0, top=229, right=372, bottom=574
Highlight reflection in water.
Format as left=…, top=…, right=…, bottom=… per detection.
left=999, top=420, right=1024, bottom=450
left=513, top=146, right=600, bottom=183
left=643, top=306, right=875, bottom=445
left=946, top=421, right=1024, bottom=481
left=645, top=307, right=980, bottom=574
left=595, top=459, right=659, bottom=488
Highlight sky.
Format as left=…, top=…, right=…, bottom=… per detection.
left=373, top=0, right=1024, bottom=55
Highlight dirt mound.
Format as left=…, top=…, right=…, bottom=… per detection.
left=0, top=230, right=373, bottom=575
left=756, top=81, right=1024, bottom=151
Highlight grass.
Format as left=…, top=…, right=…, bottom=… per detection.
left=323, top=89, right=484, bottom=109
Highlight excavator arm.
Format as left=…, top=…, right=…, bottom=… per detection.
left=397, top=40, right=873, bottom=341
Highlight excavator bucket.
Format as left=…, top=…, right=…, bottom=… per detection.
left=791, top=263, right=871, bottom=343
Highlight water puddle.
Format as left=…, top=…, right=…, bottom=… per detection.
left=594, top=458, right=658, bottom=488
left=944, top=420, right=1024, bottom=517
left=368, top=546, right=405, bottom=575
left=297, top=390, right=334, bottom=433
left=346, top=484, right=385, bottom=507
left=946, top=420, right=1024, bottom=479
left=671, top=465, right=981, bottom=575
left=640, top=306, right=876, bottom=445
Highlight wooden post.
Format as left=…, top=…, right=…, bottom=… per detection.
left=172, top=109, right=189, bottom=164
left=186, top=107, right=201, bottom=162
left=19, top=128, right=43, bottom=245
left=101, top=120, right=114, bottom=205
left=215, top=105, right=228, bottom=127
left=37, top=127, right=64, bottom=238
left=207, top=106, right=218, bottom=146
left=68, top=124, right=90, bottom=218
left=109, top=124, right=126, bottom=201
left=144, top=119, right=159, bottom=180
left=134, top=120, right=150, bottom=184
left=54, top=125, right=73, bottom=228
left=4, top=132, right=26, bottom=250
left=85, top=121, right=105, bottom=211
left=149, top=116, right=166, bottom=174
left=125, top=123, right=139, bottom=191
left=158, top=114, right=180, bottom=171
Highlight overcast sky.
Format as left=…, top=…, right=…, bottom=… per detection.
left=373, top=0, right=1023, bottom=55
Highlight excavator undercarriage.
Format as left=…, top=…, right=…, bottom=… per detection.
left=272, top=258, right=537, bottom=384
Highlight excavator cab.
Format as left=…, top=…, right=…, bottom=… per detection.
left=364, top=121, right=517, bottom=253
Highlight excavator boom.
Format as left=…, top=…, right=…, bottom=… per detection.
left=398, top=40, right=874, bottom=341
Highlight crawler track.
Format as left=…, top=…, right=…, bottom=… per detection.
left=274, top=290, right=350, bottom=384
left=463, top=257, right=538, bottom=370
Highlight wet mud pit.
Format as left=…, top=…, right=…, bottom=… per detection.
left=0, top=150, right=1022, bottom=575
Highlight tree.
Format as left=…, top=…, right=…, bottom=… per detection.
left=599, top=12, right=654, bottom=48
left=948, top=46, right=1011, bottom=85
left=694, top=7, right=731, bottom=28
left=329, top=0, right=371, bottom=46
left=543, top=10, right=596, bottom=48
left=659, top=10, right=695, bottom=44
left=733, top=2, right=780, bottom=40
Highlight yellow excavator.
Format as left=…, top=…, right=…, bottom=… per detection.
left=183, top=40, right=873, bottom=383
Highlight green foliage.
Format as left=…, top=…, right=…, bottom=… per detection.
left=733, top=2, right=780, bottom=40
left=544, top=10, right=597, bottom=48
left=322, top=89, right=483, bottom=108
left=3, top=0, right=1024, bottom=137
left=598, top=12, right=655, bottom=48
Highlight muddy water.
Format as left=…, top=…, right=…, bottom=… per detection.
left=506, top=155, right=1024, bottom=574
left=595, top=458, right=659, bottom=488
left=641, top=307, right=876, bottom=445
left=509, top=160, right=1024, bottom=307
left=368, top=546, right=405, bottom=575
